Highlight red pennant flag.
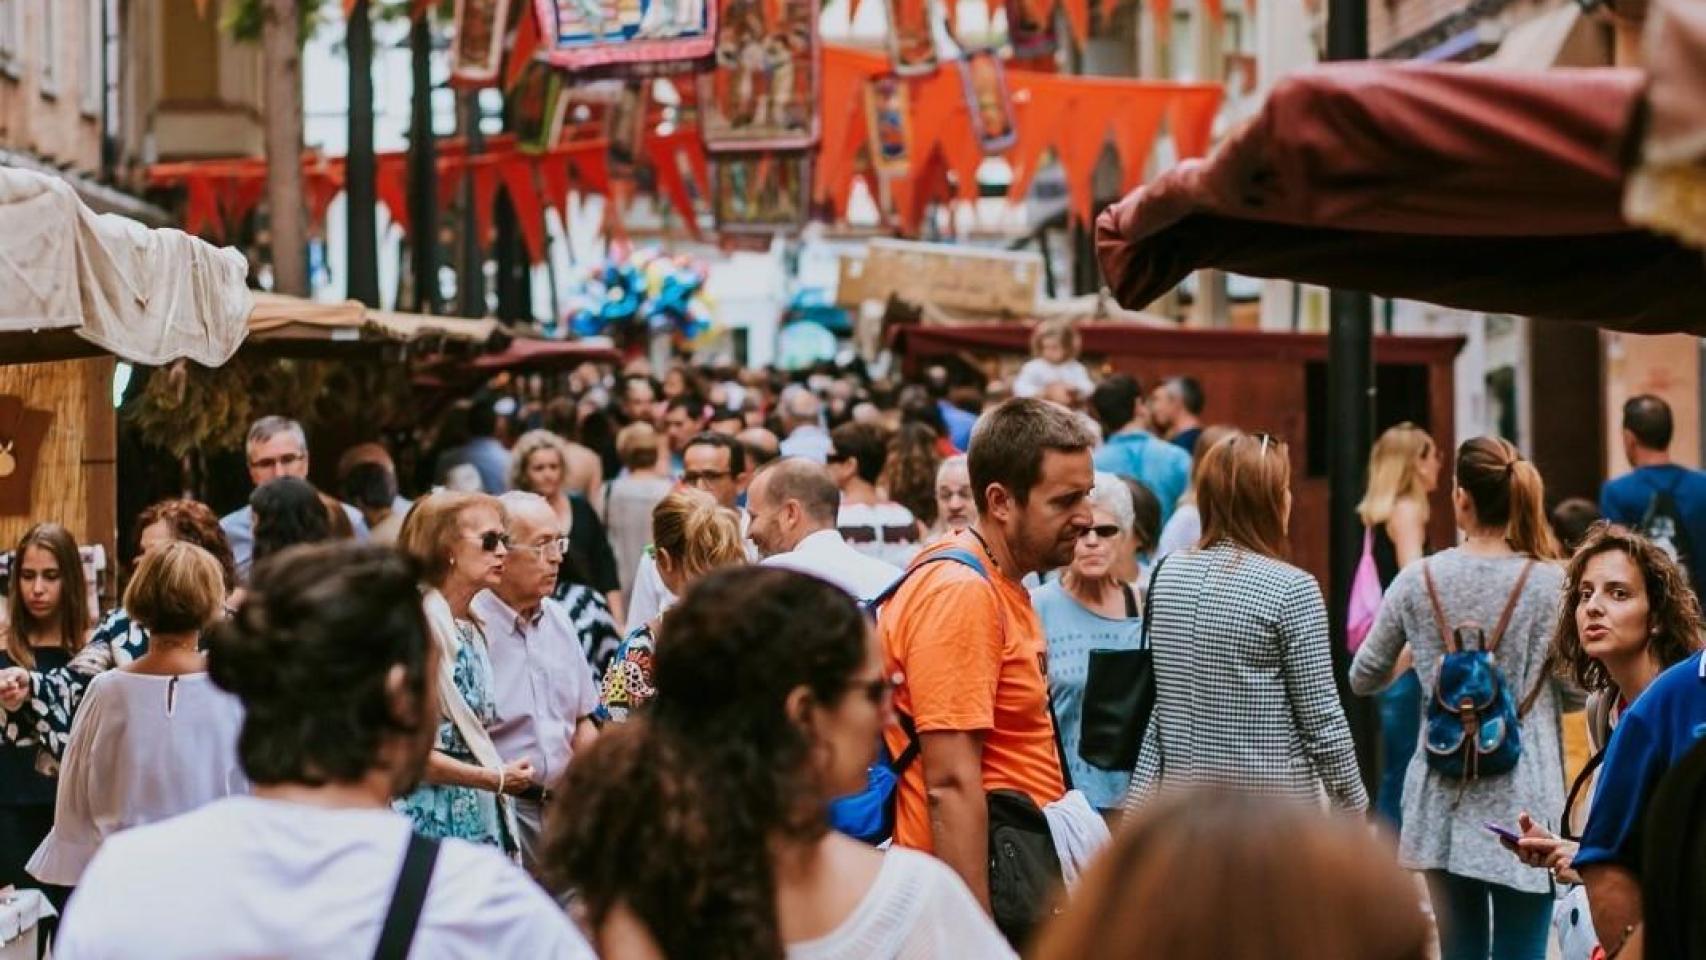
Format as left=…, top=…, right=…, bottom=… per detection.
left=376, top=158, right=412, bottom=235
left=1108, top=90, right=1169, bottom=193
left=644, top=134, right=703, bottom=240
left=1167, top=86, right=1222, bottom=159
left=504, top=7, right=540, bottom=91
left=184, top=175, right=224, bottom=241
left=1061, top=0, right=1090, bottom=45
left=565, top=142, right=612, bottom=195
left=539, top=156, right=573, bottom=213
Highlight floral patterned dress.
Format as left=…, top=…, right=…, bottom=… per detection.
left=395, top=619, right=509, bottom=851
left=0, top=610, right=147, bottom=760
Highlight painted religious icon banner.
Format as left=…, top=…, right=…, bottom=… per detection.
left=513, top=61, right=571, bottom=153
left=699, top=0, right=820, bottom=152
left=533, top=0, right=717, bottom=75
left=863, top=73, right=912, bottom=178
left=1005, top=0, right=1057, bottom=60
left=956, top=49, right=1017, bottom=153
left=712, top=153, right=812, bottom=234
left=452, top=0, right=513, bottom=87
left=884, top=0, right=937, bottom=75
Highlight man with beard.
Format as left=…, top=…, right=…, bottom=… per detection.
left=877, top=398, right=1094, bottom=913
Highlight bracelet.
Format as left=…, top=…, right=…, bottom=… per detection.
left=496, top=769, right=506, bottom=795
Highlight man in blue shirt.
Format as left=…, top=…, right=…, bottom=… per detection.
left=435, top=397, right=511, bottom=494
left=1090, top=374, right=1191, bottom=526
left=1600, top=395, right=1706, bottom=600
left=1574, top=651, right=1706, bottom=953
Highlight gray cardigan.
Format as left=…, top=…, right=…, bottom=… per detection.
left=1350, top=548, right=1581, bottom=893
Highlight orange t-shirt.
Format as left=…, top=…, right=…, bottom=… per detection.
left=879, top=531, right=1066, bottom=853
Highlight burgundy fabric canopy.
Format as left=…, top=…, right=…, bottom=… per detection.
left=1095, top=62, right=1706, bottom=334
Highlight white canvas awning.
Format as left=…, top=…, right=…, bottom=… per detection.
left=0, top=166, right=252, bottom=367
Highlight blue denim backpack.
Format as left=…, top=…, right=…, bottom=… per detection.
left=1420, top=559, right=1536, bottom=781
left=827, top=547, right=988, bottom=844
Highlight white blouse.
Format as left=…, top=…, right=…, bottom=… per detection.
left=29, top=670, right=248, bottom=886
left=787, top=848, right=1016, bottom=960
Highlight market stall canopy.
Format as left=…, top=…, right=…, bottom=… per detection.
left=0, top=166, right=252, bottom=366
left=1094, top=63, right=1706, bottom=334
left=246, top=294, right=500, bottom=347
left=1625, top=0, right=1706, bottom=253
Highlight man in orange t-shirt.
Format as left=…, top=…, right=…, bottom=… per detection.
left=879, top=398, right=1095, bottom=912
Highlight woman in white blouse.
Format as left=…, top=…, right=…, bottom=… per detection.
left=544, top=566, right=1013, bottom=959
left=29, top=541, right=246, bottom=886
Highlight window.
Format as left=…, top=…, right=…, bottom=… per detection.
left=39, top=0, right=58, bottom=96
left=80, top=0, right=100, bottom=115
left=0, top=0, right=19, bottom=76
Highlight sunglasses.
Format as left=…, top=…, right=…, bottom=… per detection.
left=464, top=531, right=512, bottom=553
left=1079, top=524, right=1122, bottom=540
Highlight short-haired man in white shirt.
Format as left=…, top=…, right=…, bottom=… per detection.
left=475, top=492, right=601, bottom=872
left=747, top=458, right=900, bottom=602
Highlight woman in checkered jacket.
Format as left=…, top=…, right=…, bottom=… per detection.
left=1122, top=432, right=1368, bottom=814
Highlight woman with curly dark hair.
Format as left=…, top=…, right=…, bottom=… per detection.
left=1505, top=522, right=1702, bottom=951
left=544, top=567, right=1011, bottom=960
left=50, top=543, right=594, bottom=957
left=882, top=421, right=942, bottom=535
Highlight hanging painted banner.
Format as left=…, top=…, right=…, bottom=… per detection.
left=605, top=81, right=651, bottom=178
left=956, top=50, right=1016, bottom=154
left=512, top=61, right=571, bottom=153
left=533, top=0, right=717, bottom=74
left=1006, top=0, right=1058, bottom=60
left=863, top=73, right=912, bottom=178
left=700, top=0, right=820, bottom=151
left=884, top=0, right=937, bottom=76
left=451, top=0, right=512, bottom=87
left=713, top=153, right=811, bottom=234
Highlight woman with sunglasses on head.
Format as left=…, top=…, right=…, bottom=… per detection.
left=1124, top=433, right=1366, bottom=814
left=599, top=488, right=746, bottom=723
left=1351, top=437, right=1572, bottom=960
left=545, top=567, right=1013, bottom=960
left=1355, top=423, right=1443, bottom=835
left=0, top=524, right=92, bottom=912
left=394, top=492, right=534, bottom=853
left=1033, top=472, right=1145, bottom=813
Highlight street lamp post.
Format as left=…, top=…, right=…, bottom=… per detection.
left=1326, top=0, right=1379, bottom=798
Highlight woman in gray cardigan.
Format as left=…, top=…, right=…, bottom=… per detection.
left=1123, top=432, right=1366, bottom=815
left=1352, top=436, right=1577, bottom=960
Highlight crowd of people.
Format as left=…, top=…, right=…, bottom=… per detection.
left=0, top=328, right=1703, bottom=959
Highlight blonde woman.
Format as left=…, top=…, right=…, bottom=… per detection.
left=29, top=542, right=246, bottom=887
left=395, top=492, right=534, bottom=853
left=1125, top=433, right=1367, bottom=814
left=598, top=489, right=747, bottom=722
left=1356, top=423, right=1441, bottom=832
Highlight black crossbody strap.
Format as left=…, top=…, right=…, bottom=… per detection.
left=1122, top=583, right=1139, bottom=619
left=1139, top=557, right=1167, bottom=647
left=1561, top=747, right=1608, bottom=844
left=373, top=833, right=441, bottom=960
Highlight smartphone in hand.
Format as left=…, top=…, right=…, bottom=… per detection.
left=1483, top=821, right=1521, bottom=847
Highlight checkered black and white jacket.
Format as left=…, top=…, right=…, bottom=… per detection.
left=1123, top=540, right=1369, bottom=813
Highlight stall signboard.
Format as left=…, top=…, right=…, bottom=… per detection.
left=836, top=239, right=1043, bottom=315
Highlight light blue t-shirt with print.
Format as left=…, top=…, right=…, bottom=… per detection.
left=1031, top=581, right=1144, bottom=811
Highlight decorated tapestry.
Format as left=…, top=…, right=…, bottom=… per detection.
left=699, top=0, right=820, bottom=152
left=534, top=0, right=717, bottom=74
left=956, top=50, right=1016, bottom=154
left=884, top=0, right=937, bottom=75
left=863, top=73, right=912, bottom=178
left=1006, top=0, right=1058, bottom=60
left=513, top=61, right=571, bottom=153
left=712, top=154, right=811, bottom=234
left=452, top=0, right=512, bottom=87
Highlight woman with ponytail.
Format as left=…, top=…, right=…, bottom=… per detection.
left=1351, top=437, right=1577, bottom=960
left=545, top=567, right=1012, bottom=959
left=599, top=488, right=747, bottom=722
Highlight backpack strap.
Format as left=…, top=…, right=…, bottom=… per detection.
left=871, top=546, right=993, bottom=779
left=1486, top=560, right=1537, bottom=656
left=1420, top=560, right=1456, bottom=653
left=1561, top=746, right=1607, bottom=843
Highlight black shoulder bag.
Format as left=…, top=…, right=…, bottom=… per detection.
left=1077, top=558, right=1165, bottom=772
left=372, top=833, right=441, bottom=960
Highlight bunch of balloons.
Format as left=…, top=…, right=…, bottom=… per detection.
left=562, top=248, right=714, bottom=347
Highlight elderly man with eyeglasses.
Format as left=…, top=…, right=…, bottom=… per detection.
left=219, top=416, right=368, bottom=579
left=474, top=491, right=601, bottom=873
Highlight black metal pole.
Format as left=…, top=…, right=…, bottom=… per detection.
left=346, top=0, right=380, bottom=307
left=1326, top=0, right=1379, bottom=800
left=458, top=91, right=487, bottom=318
left=407, top=12, right=440, bottom=314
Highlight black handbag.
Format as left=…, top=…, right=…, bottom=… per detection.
left=987, top=788, right=1064, bottom=948
left=1077, top=559, right=1163, bottom=772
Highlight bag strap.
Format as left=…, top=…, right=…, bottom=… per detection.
left=373, top=833, right=441, bottom=960
left=1045, top=690, right=1076, bottom=793
left=1421, top=560, right=1456, bottom=653
left=1486, top=560, right=1537, bottom=655
left=1560, top=746, right=1607, bottom=844
left=1122, top=583, right=1139, bottom=620
left=1139, top=557, right=1167, bottom=648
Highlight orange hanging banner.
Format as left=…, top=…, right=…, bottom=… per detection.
left=504, top=6, right=541, bottom=90
left=498, top=157, right=548, bottom=262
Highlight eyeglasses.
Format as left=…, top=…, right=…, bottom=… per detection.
left=682, top=469, right=732, bottom=486
left=509, top=536, right=568, bottom=558
left=1079, top=524, right=1122, bottom=540
left=250, top=452, right=305, bottom=471
left=464, top=531, right=511, bottom=552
